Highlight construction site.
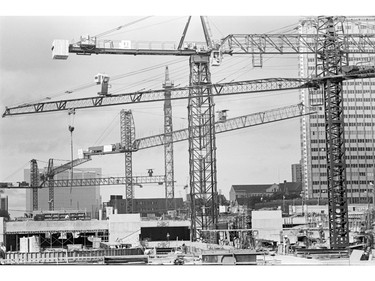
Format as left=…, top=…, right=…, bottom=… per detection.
left=1, top=14, right=375, bottom=266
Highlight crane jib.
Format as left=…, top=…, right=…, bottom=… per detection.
left=2, top=78, right=316, bottom=116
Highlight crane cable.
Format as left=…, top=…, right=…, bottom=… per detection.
left=73, top=16, right=153, bottom=44
left=91, top=112, right=120, bottom=147
left=68, top=109, right=76, bottom=197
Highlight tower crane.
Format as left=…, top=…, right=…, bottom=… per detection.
left=3, top=16, right=375, bottom=247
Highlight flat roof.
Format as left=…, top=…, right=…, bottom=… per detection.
left=5, top=220, right=109, bottom=234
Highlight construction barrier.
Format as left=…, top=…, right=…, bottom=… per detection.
left=3, top=248, right=144, bottom=264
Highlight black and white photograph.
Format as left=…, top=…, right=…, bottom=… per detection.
left=0, top=1, right=374, bottom=275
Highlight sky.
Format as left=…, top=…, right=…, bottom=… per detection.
left=0, top=1, right=373, bottom=219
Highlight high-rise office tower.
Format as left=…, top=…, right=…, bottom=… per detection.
left=0, top=194, right=8, bottom=212
left=299, top=17, right=375, bottom=204
left=291, top=163, right=302, bottom=183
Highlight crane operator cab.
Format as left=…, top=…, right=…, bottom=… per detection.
left=95, top=73, right=111, bottom=96
left=211, top=50, right=222, bottom=66
left=147, top=169, right=154, bottom=177
left=217, top=109, right=228, bottom=123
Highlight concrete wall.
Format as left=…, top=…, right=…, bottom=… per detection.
left=251, top=210, right=282, bottom=242
left=291, top=205, right=328, bottom=214
left=5, top=220, right=108, bottom=234
left=140, top=220, right=190, bottom=228
left=108, top=214, right=141, bottom=246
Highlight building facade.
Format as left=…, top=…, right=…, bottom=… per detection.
left=299, top=17, right=375, bottom=204
left=25, top=168, right=101, bottom=218
left=291, top=163, right=302, bottom=183
left=0, top=194, right=8, bottom=212
left=229, top=184, right=279, bottom=203
left=105, top=196, right=185, bottom=217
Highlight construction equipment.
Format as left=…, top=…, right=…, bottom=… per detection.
left=2, top=78, right=322, bottom=116
left=39, top=156, right=92, bottom=211
left=2, top=175, right=165, bottom=189
left=83, top=103, right=318, bottom=154
left=3, top=16, right=375, bottom=247
left=30, top=159, right=39, bottom=210
left=163, top=66, right=175, bottom=212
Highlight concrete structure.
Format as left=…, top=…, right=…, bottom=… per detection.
left=291, top=163, right=302, bottom=183
left=251, top=210, right=283, bottom=242
left=299, top=18, right=375, bottom=203
left=25, top=168, right=101, bottom=218
left=0, top=214, right=190, bottom=251
left=108, top=214, right=140, bottom=245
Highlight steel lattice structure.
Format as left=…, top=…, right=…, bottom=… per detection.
left=47, top=158, right=54, bottom=210
left=163, top=67, right=175, bottom=211
left=188, top=55, right=218, bottom=241
left=316, top=17, right=350, bottom=249
left=30, top=159, right=39, bottom=211
left=131, top=103, right=318, bottom=151
left=4, top=175, right=165, bottom=189
left=120, top=109, right=136, bottom=213
left=220, top=33, right=375, bottom=55
left=2, top=78, right=319, bottom=116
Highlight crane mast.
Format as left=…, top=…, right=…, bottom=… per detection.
left=30, top=159, right=39, bottom=211
left=163, top=66, right=175, bottom=211
left=188, top=54, right=218, bottom=241
left=316, top=16, right=349, bottom=249
left=120, top=109, right=136, bottom=213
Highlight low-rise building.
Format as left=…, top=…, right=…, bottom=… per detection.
left=105, top=196, right=185, bottom=217
left=229, top=184, right=279, bottom=203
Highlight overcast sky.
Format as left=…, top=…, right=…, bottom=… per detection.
left=1, top=1, right=372, bottom=218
